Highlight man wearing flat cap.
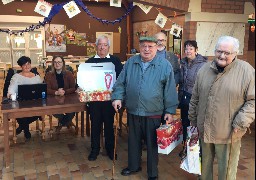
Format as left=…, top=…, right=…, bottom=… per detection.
left=112, top=36, right=178, bottom=180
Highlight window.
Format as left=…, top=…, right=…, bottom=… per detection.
left=0, top=28, right=45, bottom=67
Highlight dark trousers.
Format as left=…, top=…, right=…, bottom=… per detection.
left=180, top=104, right=190, bottom=141
left=89, top=101, right=115, bottom=154
left=127, top=113, right=161, bottom=178
left=53, top=113, right=75, bottom=126
left=16, top=116, right=41, bottom=132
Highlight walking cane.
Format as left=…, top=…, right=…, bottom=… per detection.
left=111, top=106, right=120, bottom=180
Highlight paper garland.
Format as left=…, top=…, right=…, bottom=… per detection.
left=0, top=0, right=134, bottom=35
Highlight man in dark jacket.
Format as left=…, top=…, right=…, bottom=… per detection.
left=154, top=32, right=180, bottom=86
left=86, top=35, right=123, bottom=161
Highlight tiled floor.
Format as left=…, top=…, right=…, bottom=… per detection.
left=0, top=70, right=255, bottom=180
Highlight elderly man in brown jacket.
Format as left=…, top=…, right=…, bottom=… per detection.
left=188, top=36, right=255, bottom=180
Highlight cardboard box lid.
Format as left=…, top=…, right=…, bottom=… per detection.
left=77, top=62, right=116, bottom=91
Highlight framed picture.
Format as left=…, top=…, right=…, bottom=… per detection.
left=170, top=24, right=182, bottom=37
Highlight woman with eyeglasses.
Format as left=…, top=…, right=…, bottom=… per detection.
left=178, top=40, right=208, bottom=157
left=44, top=55, right=76, bottom=132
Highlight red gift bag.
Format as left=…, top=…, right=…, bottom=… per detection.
left=156, top=119, right=183, bottom=154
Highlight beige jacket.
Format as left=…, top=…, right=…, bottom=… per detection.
left=189, top=58, right=255, bottom=144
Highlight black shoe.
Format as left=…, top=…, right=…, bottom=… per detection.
left=108, top=152, right=117, bottom=160
left=148, top=177, right=158, bottom=180
left=121, top=167, right=142, bottom=176
left=24, top=131, right=31, bottom=140
left=16, top=126, right=23, bottom=135
left=88, top=152, right=99, bottom=161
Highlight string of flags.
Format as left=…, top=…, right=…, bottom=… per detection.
left=133, top=2, right=183, bottom=37
left=0, top=0, right=134, bottom=35
left=0, top=0, right=182, bottom=36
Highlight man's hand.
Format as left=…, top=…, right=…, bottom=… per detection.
left=164, top=114, right=174, bottom=125
left=112, top=100, right=122, bottom=112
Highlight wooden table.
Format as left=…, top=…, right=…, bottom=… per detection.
left=1, top=93, right=90, bottom=168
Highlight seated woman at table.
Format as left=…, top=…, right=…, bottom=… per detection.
left=7, top=56, right=43, bottom=140
left=44, top=55, right=76, bottom=132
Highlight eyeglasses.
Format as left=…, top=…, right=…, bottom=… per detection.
left=54, top=61, right=63, bottom=65
left=215, top=50, right=235, bottom=56
left=157, top=39, right=166, bottom=42
left=140, top=44, right=157, bottom=50
left=97, top=43, right=109, bottom=47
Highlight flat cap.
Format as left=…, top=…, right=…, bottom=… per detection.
left=139, top=36, right=157, bottom=43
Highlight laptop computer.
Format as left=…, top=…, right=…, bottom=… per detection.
left=17, top=83, right=47, bottom=101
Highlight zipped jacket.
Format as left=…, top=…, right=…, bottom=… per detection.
left=111, top=54, right=178, bottom=116
left=189, top=58, right=255, bottom=143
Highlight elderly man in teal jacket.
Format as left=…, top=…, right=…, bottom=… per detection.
left=112, top=36, right=178, bottom=180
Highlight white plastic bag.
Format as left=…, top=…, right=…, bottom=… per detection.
left=180, top=126, right=201, bottom=175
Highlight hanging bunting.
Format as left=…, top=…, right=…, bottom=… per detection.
left=170, top=23, right=182, bottom=37
left=63, top=0, right=81, bottom=18
left=110, top=0, right=122, bottom=8
left=0, top=0, right=134, bottom=35
left=34, top=0, right=53, bottom=17
left=155, top=13, right=168, bottom=28
left=2, top=0, right=14, bottom=5
left=134, top=2, right=152, bottom=14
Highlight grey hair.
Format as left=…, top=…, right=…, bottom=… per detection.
left=95, top=35, right=111, bottom=46
left=215, top=36, right=240, bottom=54
left=154, top=32, right=167, bottom=40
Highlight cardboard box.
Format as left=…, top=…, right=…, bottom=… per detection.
left=77, top=62, right=116, bottom=102
left=157, top=120, right=183, bottom=155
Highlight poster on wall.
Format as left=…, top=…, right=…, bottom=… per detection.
left=2, top=0, right=14, bottom=5
left=76, top=33, right=87, bottom=46
left=66, top=29, right=77, bottom=45
left=96, top=32, right=113, bottom=55
left=87, top=43, right=96, bottom=57
left=45, top=24, right=66, bottom=52
left=110, top=0, right=122, bottom=7
left=34, top=0, right=52, bottom=17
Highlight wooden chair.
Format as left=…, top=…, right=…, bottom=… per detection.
left=0, top=62, right=7, bottom=79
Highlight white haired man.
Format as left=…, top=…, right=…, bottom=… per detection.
left=189, top=36, right=255, bottom=180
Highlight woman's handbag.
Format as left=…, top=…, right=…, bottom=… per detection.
left=178, top=91, right=192, bottom=108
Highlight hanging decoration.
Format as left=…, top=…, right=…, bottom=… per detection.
left=134, top=2, right=152, bottom=14
left=34, top=0, right=53, bottom=17
left=1, top=0, right=14, bottom=5
left=170, top=23, right=182, bottom=37
left=0, top=0, right=134, bottom=35
left=63, top=0, right=81, bottom=18
left=155, top=13, right=168, bottom=28
left=110, top=0, right=122, bottom=8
